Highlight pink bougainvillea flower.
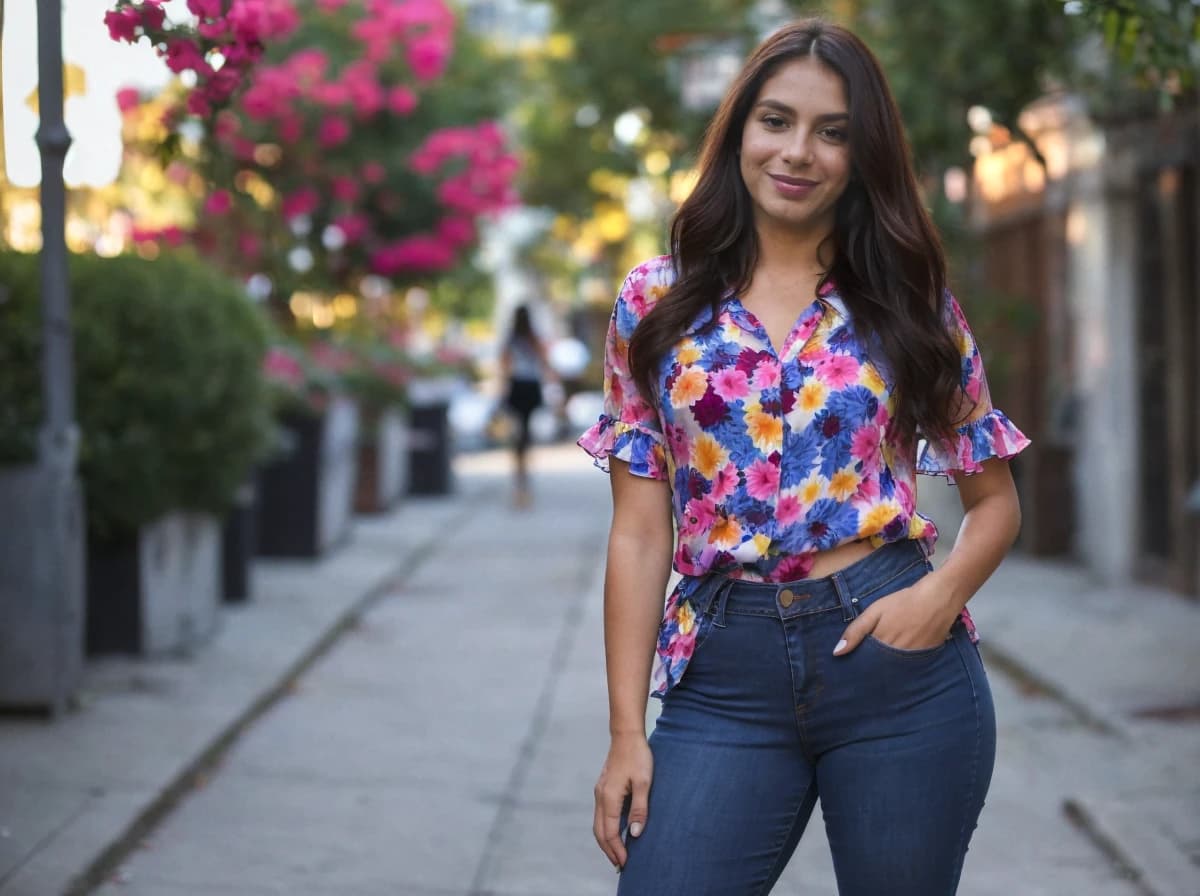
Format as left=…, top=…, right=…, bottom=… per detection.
left=331, top=177, right=359, bottom=203
left=187, top=92, right=212, bottom=117
left=437, top=217, right=474, bottom=248
left=115, top=87, right=141, bottom=113
left=238, top=233, right=261, bottom=259
left=332, top=213, right=368, bottom=243
left=262, top=346, right=305, bottom=388
left=204, top=190, right=233, bottom=215
left=406, top=35, right=451, bottom=82
left=387, top=85, right=417, bottom=115
left=187, top=0, right=223, bottom=17
left=317, top=0, right=350, bottom=10
left=280, top=187, right=320, bottom=220
left=103, top=7, right=140, bottom=42
left=318, top=115, right=350, bottom=148
left=362, top=161, right=387, bottom=184
left=163, top=39, right=212, bottom=76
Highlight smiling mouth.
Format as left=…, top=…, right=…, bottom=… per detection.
left=770, top=174, right=818, bottom=187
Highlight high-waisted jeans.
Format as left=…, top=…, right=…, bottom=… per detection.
left=617, top=540, right=996, bottom=896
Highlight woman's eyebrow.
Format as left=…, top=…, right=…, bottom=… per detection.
left=753, top=99, right=849, bottom=121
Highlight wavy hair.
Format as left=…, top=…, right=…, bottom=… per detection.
left=627, top=19, right=969, bottom=448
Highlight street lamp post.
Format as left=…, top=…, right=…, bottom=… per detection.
left=0, top=0, right=85, bottom=714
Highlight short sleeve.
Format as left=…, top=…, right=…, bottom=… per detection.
left=577, top=262, right=669, bottom=480
left=917, top=292, right=1031, bottom=482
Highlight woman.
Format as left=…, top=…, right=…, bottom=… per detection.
left=500, top=303, right=552, bottom=508
left=578, top=19, right=1030, bottom=896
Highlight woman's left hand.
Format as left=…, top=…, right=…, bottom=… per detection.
left=832, top=578, right=960, bottom=655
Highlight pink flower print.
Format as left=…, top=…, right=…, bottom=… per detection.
left=818, top=355, right=859, bottom=389
left=680, top=496, right=717, bottom=539
left=745, top=459, right=780, bottom=501
left=774, top=553, right=814, bottom=581
left=776, top=493, right=803, bottom=527
left=851, top=426, right=882, bottom=470
left=854, top=476, right=881, bottom=502
left=752, top=361, right=781, bottom=390
left=710, top=462, right=740, bottom=502
left=712, top=367, right=750, bottom=402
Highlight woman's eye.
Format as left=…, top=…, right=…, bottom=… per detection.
left=763, top=115, right=787, bottom=128
left=821, top=127, right=847, bottom=141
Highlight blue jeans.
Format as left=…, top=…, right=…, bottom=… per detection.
left=618, top=541, right=996, bottom=895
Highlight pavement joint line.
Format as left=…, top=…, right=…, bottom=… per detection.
left=467, top=525, right=606, bottom=895
left=63, top=486, right=495, bottom=896
left=1062, top=797, right=1159, bottom=896
left=978, top=641, right=1131, bottom=741
left=0, top=792, right=93, bottom=891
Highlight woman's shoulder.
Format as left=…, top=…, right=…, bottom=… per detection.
left=616, top=255, right=676, bottom=320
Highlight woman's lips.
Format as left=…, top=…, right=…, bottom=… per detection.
left=769, top=174, right=818, bottom=198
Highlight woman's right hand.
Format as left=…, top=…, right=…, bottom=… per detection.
left=593, top=732, right=653, bottom=870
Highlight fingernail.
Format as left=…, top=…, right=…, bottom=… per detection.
left=630, top=822, right=643, bottom=837
left=833, top=639, right=847, bottom=655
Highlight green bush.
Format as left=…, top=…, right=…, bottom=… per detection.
left=0, top=250, right=274, bottom=538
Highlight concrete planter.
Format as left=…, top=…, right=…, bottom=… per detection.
left=86, top=512, right=222, bottom=656
left=0, top=463, right=85, bottom=713
left=256, top=396, right=360, bottom=557
left=354, top=407, right=410, bottom=514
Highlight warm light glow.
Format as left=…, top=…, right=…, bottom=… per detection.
left=644, top=149, right=671, bottom=177
left=333, top=293, right=358, bottom=319
left=544, top=33, right=575, bottom=60
left=1066, top=206, right=1088, bottom=246
left=253, top=144, right=283, bottom=167
left=669, top=168, right=699, bottom=204
left=311, top=303, right=336, bottom=328
left=943, top=167, right=968, bottom=203
left=290, top=291, right=316, bottom=319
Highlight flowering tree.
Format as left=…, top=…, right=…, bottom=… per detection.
left=106, top=0, right=519, bottom=301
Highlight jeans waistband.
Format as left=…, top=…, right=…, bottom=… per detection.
left=688, top=539, right=929, bottom=627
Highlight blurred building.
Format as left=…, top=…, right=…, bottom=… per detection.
left=968, top=95, right=1198, bottom=597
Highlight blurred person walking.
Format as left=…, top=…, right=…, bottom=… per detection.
left=500, top=303, right=554, bottom=508
left=579, top=18, right=1030, bottom=895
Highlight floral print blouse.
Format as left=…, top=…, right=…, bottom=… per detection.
left=579, top=255, right=1030, bottom=697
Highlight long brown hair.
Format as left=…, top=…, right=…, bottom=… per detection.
left=627, top=19, right=969, bottom=448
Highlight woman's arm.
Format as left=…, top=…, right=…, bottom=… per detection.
left=834, top=457, right=1021, bottom=654
left=593, top=459, right=674, bottom=869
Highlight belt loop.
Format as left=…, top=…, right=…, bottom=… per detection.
left=832, top=572, right=857, bottom=622
left=713, top=579, right=734, bottom=629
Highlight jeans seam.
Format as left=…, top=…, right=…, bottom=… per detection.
left=753, top=778, right=814, bottom=896
left=847, top=555, right=926, bottom=606
left=950, top=634, right=982, bottom=890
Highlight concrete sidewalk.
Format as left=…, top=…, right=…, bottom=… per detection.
left=2, top=445, right=1197, bottom=895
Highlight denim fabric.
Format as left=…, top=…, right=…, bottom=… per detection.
left=617, top=540, right=996, bottom=896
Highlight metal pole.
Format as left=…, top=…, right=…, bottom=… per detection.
left=35, top=0, right=78, bottom=469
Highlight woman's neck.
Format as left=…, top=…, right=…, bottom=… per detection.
left=754, top=221, right=832, bottom=280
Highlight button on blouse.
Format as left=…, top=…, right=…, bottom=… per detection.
left=579, top=255, right=1030, bottom=696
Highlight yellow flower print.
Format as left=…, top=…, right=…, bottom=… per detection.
left=677, top=341, right=702, bottom=366
left=860, top=363, right=886, bottom=395
left=801, top=475, right=823, bottom=506
left=677, top=599, right=696, bottom=635
left=799, top=381, right=828, bottom=414
left=649, top=284, right=669, bottom=303
left=860, top=500, right=904, bottom=535
left=752, top=532, right=772, bottom=556
left=830, top=467, right=860, bottom=501
left=692, top=433, right=729, bottom=479
left=670, top=367, right=708, bottom=407
left=709, top=515, right=743, bottom=549
left=744, top=405, right=783, bottom=452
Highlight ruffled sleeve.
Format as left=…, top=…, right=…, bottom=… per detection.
left=916, top=293, right=1031, bottom=483
left=577, top=260, right=670, bottom=481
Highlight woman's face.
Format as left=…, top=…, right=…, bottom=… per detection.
left=738, top=55, right=852, bottom=241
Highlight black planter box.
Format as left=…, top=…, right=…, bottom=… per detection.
left=408, top=400, right=452, bottom=496
left=86, top=514, right=221, bottom=656
left=256, top=398, right=359, bottom=557
left=221, top=483, right=257, bottom=603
